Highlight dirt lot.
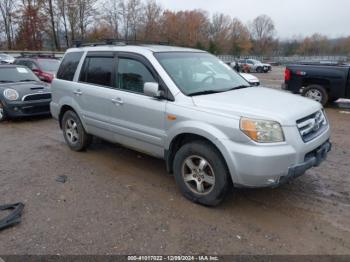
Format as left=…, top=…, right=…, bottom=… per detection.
left=0, top=67, right=349, bottom=255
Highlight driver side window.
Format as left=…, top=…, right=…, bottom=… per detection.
left=117, top=58, right=156, bottom=94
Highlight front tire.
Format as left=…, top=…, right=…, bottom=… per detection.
left=0, top=102, right=7, bottom=122
left=173, top=141, right=232, bottom=206
left=302, top=85, right=328, bottom=106
left=61, top=110, right=92, bottom=151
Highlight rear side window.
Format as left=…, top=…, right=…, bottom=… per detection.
left=57, top=52, right=83, bottom=81
left=79, top=57, right=114, bottom=87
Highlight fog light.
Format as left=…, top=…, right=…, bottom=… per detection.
left=13, top=107, right=18, bottom=111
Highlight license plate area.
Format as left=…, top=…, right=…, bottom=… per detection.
left=305, top=141, right=331, bottom=167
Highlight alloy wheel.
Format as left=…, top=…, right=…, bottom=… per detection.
left=181, top=155, right=215, bottom=195
left=65, top=118, right=79, bottom=144
left=305, top=89, right=322, bottom=102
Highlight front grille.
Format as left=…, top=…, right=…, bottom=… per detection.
left=22, top=93, right=51, bottom=101
left=297, top=110, right=328, bottom=142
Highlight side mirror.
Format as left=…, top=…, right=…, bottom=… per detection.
left=144, top=82, right=162, bottom=98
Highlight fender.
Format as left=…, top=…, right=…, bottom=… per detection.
left=165, top=120, right=239, bottom=183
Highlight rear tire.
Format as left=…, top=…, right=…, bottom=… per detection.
left=61, top=110, right=92, bottom=151
left=0, top=102, right=7, bottom=122
left=302, top=85, right=328, bottom=106
left=173, top=141, right=232, bottom=206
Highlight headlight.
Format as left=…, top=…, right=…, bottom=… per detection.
left=3, top=89, right=19, bottom=101
left=240, top=117, right=285, bottom=143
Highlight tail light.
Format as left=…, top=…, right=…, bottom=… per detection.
left=284, top=68, right=291, bottom=81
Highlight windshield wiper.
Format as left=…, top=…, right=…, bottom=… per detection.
left=0, top=80, right=14, bottom=83
left=188, top=90, right=222, bottom=96
left=227, top=85, right=251, bottom=91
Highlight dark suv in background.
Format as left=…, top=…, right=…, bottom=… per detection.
left=14, top=54, right=60, bottom=83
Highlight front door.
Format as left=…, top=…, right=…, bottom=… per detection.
left=108, top=54, right=167, bottom=158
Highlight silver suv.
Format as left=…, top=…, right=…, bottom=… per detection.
left=50, top=44, right=331, bottom=206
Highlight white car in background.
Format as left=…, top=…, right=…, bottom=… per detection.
left=238, top=59, right=272, bottom=73
left=0, top=53, right=15, bottom=64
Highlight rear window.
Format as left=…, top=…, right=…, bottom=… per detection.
left=57, top=52, right=83, bottom=81
left=37, top=59, right=60, bottom=72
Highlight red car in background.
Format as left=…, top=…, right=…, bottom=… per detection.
left=14, top=54, right=60, bottom=83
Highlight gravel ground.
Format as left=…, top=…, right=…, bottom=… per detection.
left=0, top=68, right=349, bottom=255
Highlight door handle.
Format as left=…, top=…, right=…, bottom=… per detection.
left=111, top=97, right=124, bottom=105
left=73, top=89, right=83, bottom=96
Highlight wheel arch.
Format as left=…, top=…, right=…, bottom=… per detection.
left=302, top=78, right=330, bottom=92
left=165, top=130, right=233, bottom=185
left=59, top=105, right=77, bottom=129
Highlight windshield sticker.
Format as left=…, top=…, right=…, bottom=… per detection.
left=17, top=68, right=29, bottom=73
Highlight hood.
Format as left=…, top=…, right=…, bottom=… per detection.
left=240, top=73, right=259, bottom=83
left=0, top=81, right=51, bottom=99
left=192, top=87, right=321, bottom=126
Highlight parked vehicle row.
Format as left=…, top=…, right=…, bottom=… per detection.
left=49, top=43, right=331, bottom=206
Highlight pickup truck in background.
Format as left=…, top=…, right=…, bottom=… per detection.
left=283, top=63, right=350, bottom=105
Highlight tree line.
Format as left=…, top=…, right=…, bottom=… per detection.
left=1, top=0, right=350, bottom=56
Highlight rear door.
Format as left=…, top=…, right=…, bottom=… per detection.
left=77, top=52, right=119, bottom=138
left=108, top=53, right=167, bottom=157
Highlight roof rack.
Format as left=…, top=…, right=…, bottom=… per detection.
left=73, top=39, right=171, bottom=48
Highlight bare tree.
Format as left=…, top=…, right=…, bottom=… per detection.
left=66, top=0, right=79, bottom=42
left=44, top=0, right=60, bottom=50
left=0, top=0, right=17, bottom=49
left=57, top=0, right=69, bottom=47
left=230, top=18, right=252, bottom=55
left=142, top=0, right=162, bottom=41
left=101, top=0, right=123, bottom=38
left=127, top=0, right=142, bottom=40
left=249, top=14, right=275, bottom=55
left=77, top=0, right=95, bottom=39
left=210, top=13, right=232, bottom=53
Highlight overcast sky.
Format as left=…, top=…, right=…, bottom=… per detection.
left=158, top=0, right=350, bottom=39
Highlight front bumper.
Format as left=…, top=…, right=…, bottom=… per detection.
left=3, top=99, right=51, bottom=118
left=276, top=141, right=331, bottom=186
left=221, top=125, right=331, bottom=188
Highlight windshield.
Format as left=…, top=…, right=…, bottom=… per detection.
left=37, top=59, right=60, bottom=72
left=0, top=67, right=40, bottom=83
left=154, top=52, right=249, bottom=96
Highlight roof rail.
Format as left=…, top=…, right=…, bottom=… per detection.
left=73, top=39, right=171, bottom=48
